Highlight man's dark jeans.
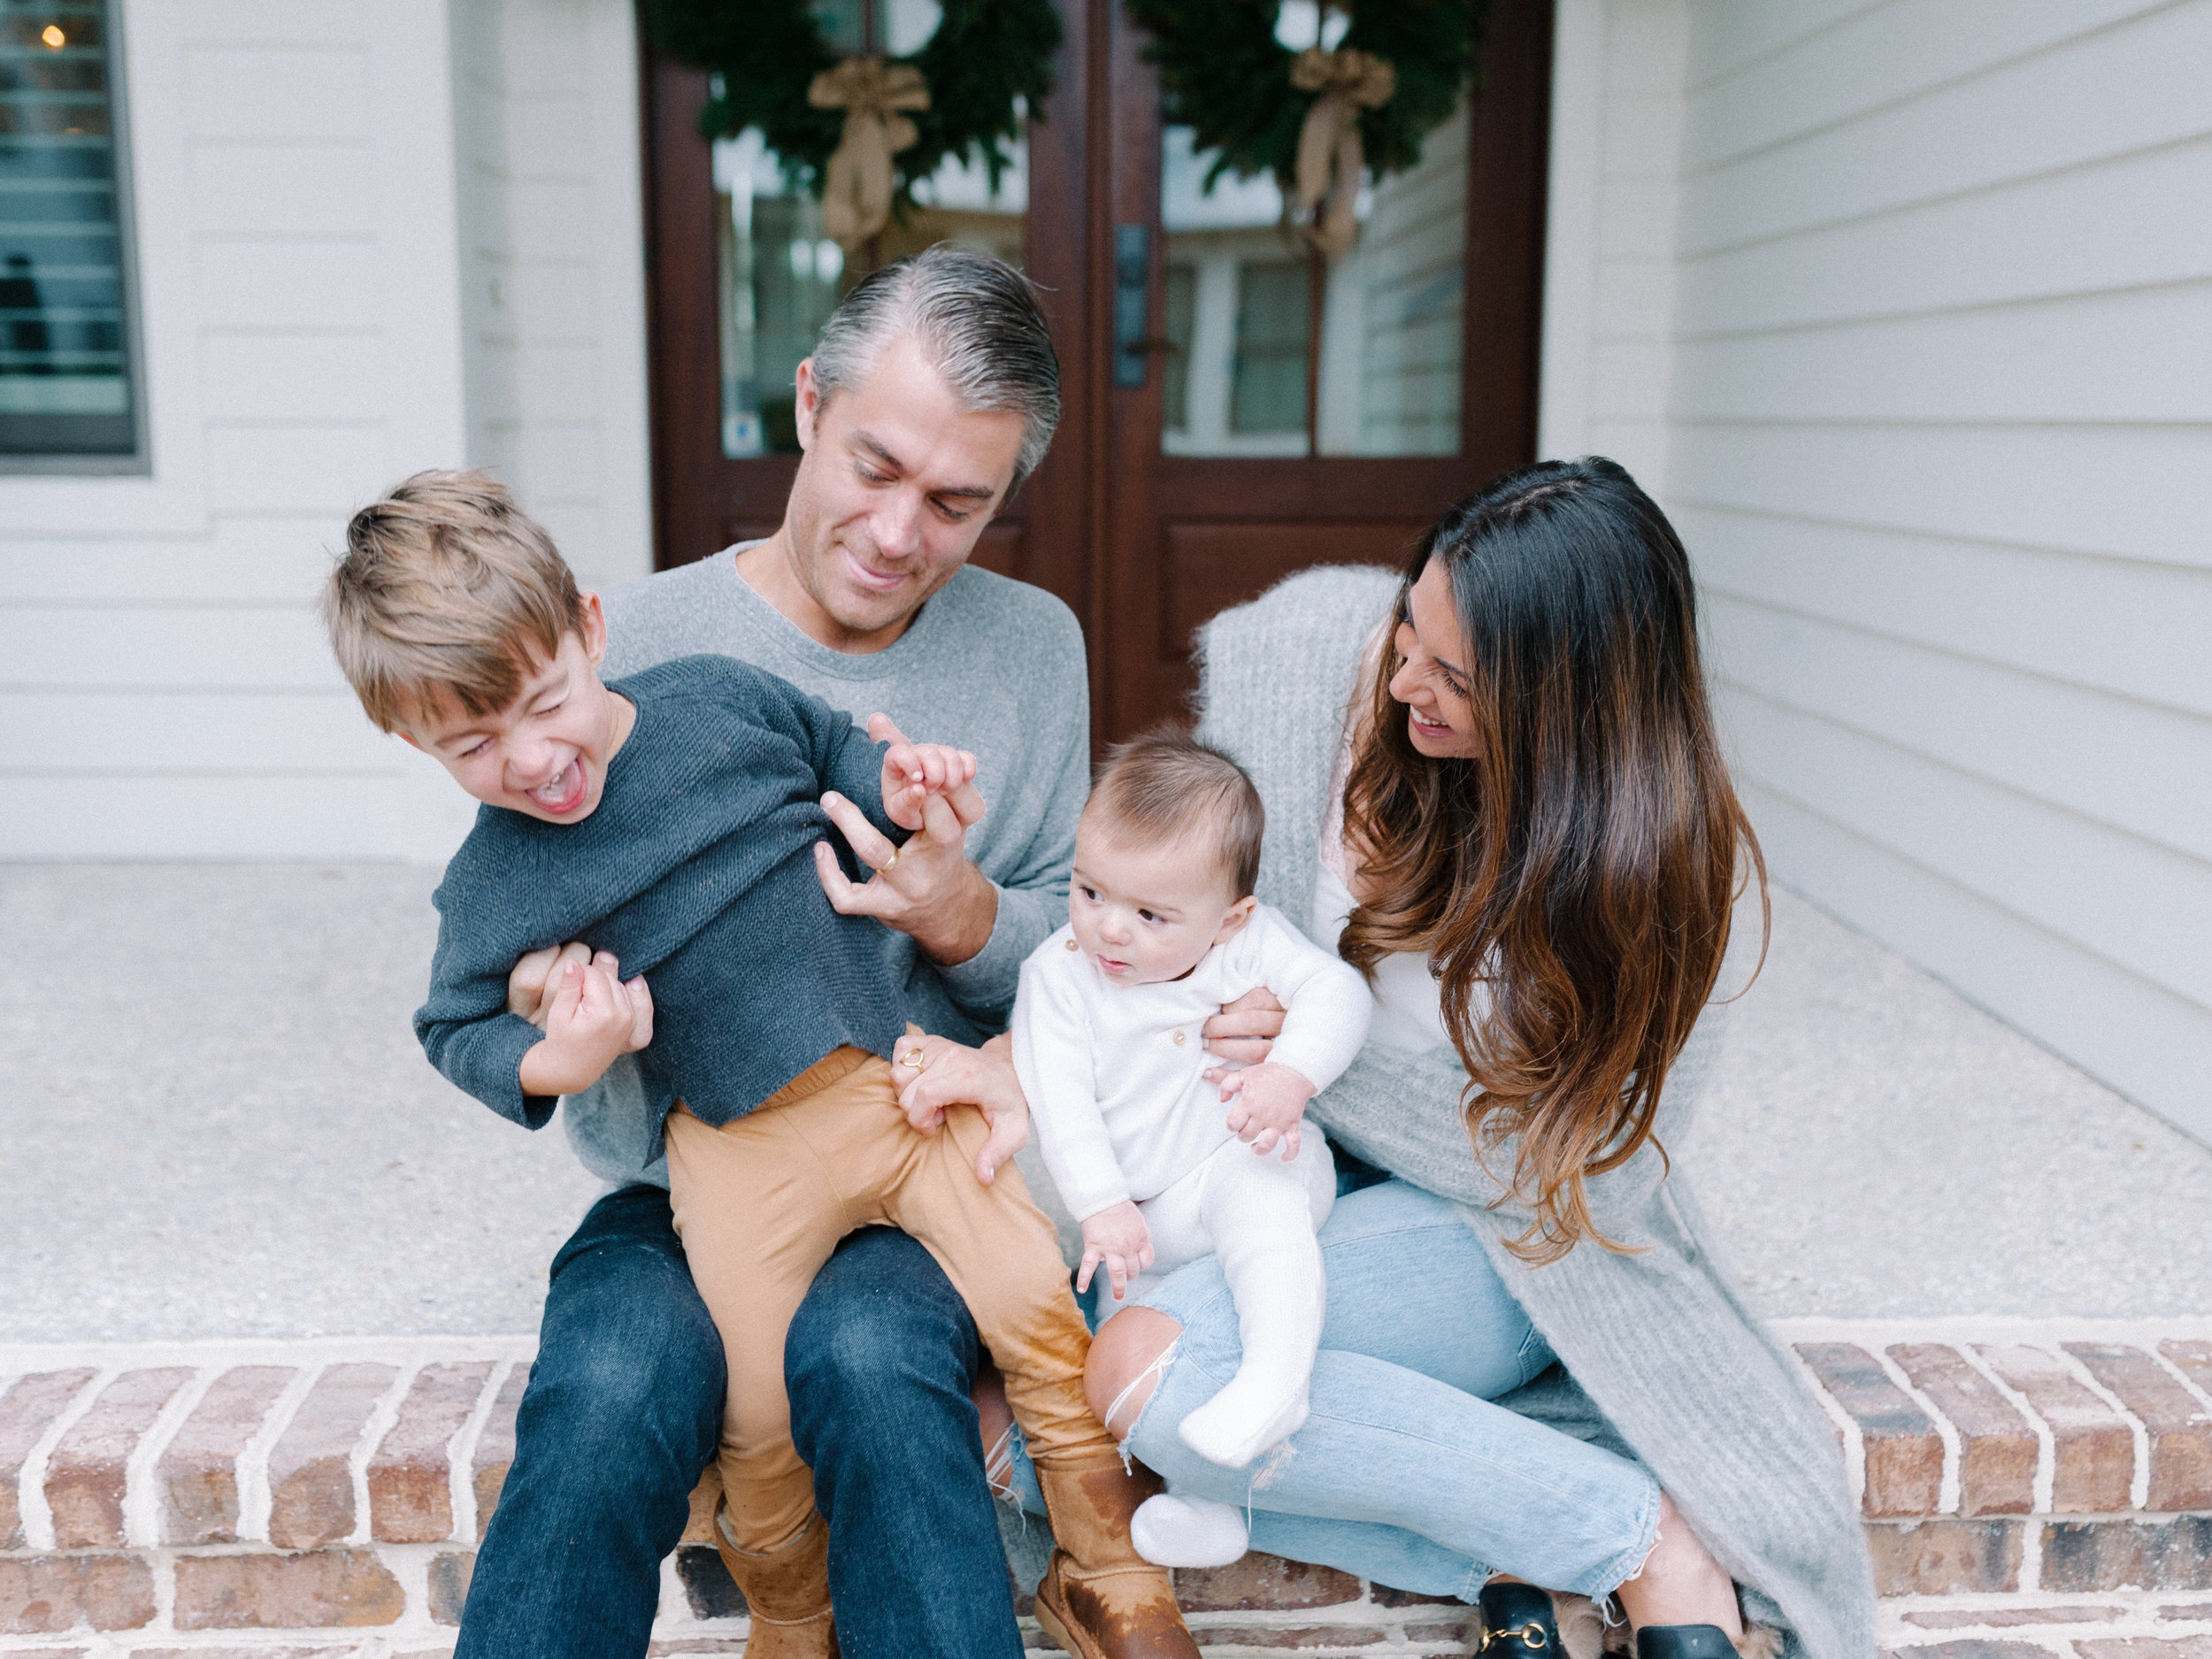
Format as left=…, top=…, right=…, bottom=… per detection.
left=454, top=1185, right=1025, bottom=1659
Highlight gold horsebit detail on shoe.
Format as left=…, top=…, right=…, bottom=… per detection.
left=1483, top=1625, right=1550, bottom=1654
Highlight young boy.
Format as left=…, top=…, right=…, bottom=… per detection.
left=1011, top=731, right=1372, bottom=1569
left=325, top=471, right=1197, bottom=1659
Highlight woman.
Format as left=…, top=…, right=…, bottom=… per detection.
left=912, top=459, right=1875, bottom=1655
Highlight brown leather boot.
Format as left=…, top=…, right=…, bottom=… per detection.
left=1033, top=1459, right=1201, bottom=1659
left=713, top=1508, right=840, bottom=1659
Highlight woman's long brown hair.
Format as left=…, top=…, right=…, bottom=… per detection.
left=1338, top=457, right=1767, bottom=1263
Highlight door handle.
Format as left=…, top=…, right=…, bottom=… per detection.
left=1114, top=223, right=1151, bottom=388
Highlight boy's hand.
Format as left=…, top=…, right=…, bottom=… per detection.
left=1077, top=1201, right=1154, bottom=1303
left=1217, top=1060, right=1316, bottom=1161
left=896, top=1031, right=1031, bottom=1187
left=517, top=952, right=652, bottom=1098
left=873, top=713, right=979, bottom=833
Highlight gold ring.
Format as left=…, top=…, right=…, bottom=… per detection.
left=899, top=1046, right=926, bottom=1071
left=877, top=847, right=899, bottom=875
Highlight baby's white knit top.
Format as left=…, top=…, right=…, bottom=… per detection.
left=1011, top=905, right=1372, bottom=1224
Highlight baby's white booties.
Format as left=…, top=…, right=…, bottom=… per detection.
left=1175, top=1371, right=1311, bottom=1469
left=1172, top=1212, right=1326, bottom=1469
left=1130, top=1489, right=1248, bottom=1568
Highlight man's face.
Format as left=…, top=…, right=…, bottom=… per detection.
left=780, top=333, right=1026, bottom=648
left=398, top=596, right=631, bottom=826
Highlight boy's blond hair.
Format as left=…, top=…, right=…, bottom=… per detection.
left=324, top=469, right=586, bottom=733
left=1090, top=727, right=1266, bottom=900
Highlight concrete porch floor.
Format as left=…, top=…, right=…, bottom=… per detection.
left=1, top=863, right=2207, bottom=1343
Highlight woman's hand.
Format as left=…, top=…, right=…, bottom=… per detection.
left=1217, top=1060, right=1314, bottom=1160
left=1202, top=985, right=1285, bottom=1068
left=895, top=1031, right=1031, bottom=1187
left=1077, top=1200, right=1154, bottom=1302
left=816, top=716, right=999, bottom=968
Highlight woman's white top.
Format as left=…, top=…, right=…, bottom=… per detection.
left=1011, top=905, right=1372, bottom=1223
left=1313, top=717, right=1470, bottom=1056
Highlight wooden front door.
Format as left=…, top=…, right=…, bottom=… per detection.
left=639, top=0, right=1553, bottom=741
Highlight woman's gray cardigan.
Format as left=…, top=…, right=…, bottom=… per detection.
left=1193, top=565, right=1877, bottom=1659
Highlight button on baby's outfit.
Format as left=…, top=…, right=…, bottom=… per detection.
left=1065, top=938, right=1079, bottom=950
left=1171, top=1030, right=1187, bottom=1045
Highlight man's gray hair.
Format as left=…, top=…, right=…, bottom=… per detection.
left=811, top=245, right=1061, bottom=490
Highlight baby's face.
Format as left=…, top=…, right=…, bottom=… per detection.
left=1068, top=809, right=1254, bottom=986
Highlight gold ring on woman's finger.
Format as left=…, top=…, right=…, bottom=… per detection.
left=877, top=847, right=899, bottom=875
left=899, top=1046, right=926, bottom=1071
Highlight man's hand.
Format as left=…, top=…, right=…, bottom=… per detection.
left=1217, top=1060, right=1315, bottom=1161
left=1077, top=1201, right=1154, bottom=1302
left=895, top=1031, right=1031, bottom=1187
left=1202, top=985, right=1285, bottom=1066
left=517, top=951, right=653, bottom=1098
left=816, top=715, right=998, bottom=968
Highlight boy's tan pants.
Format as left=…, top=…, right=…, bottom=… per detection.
left=664, top=1043, right=1116, bottom=1555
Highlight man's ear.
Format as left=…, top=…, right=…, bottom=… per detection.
left=793, top=357, right=822, bottom=454
left=1212, top=895, right=1259, bottom=947
left=578, top=590, right=609, bottom=668
left=396, top=729, right=422, bottom=752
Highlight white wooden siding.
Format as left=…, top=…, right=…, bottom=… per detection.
left=451, top=0, right=653, bottom=599
left=0, top=0, right=471, bottom=863
left=1668, top=0, right=2212, bottom=1141
left=1540, top=0, right=1688, bottom=490
left=0, top=0, right=653, bottom=863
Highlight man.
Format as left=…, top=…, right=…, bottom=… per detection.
left=452, top=249, right=1150, bottom=1659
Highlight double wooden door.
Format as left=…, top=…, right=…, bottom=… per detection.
left=642, top=0, right=1553, bottom=740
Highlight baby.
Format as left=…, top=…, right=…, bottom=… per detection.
left=1013, top=730, right=1372, bottom=1566
left=325, top=471, right=1196, bottom=1659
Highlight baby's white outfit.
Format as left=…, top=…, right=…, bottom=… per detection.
left=1013, top=905, right=1371, bottom=1481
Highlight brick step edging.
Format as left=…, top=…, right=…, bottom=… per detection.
left=0, top=1321, right=2208, bottom=1655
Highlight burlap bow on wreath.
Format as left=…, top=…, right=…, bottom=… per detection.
left=809, top=56, right=932, bottom=252
left=1288, top=45, right=1396, bottom=259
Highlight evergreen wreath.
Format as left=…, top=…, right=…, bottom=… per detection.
left=639, top=0, right=1060, bottom=205
left=1124, top=0, right=1483, bottom=193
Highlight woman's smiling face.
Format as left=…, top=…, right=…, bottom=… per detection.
left=1388, top=557, right=1481, bottom=760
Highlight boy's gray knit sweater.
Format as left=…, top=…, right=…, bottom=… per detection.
left=417, top=656, right=908, bottom=1135
left=563, top=549, right=1089, bottom=1188
left=1195, top=566, right=1877, bottom=1659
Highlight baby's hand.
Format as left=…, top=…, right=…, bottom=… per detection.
left=872, top=712, right=978, bottom=833
left=1217, top=1061, right=1316, bottom=1161
left=1077, top=1201, right=1154, bottom=1303
left=517, top=951, right=653, bottom=1098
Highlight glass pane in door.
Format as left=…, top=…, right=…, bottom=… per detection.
left=1159, top=94, right=1467, bottom=458
left=709, top=0, right=1025, bottom=458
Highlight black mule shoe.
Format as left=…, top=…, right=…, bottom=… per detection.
left=1476, top=1582, right=1560, bottom=1655
left=1636, top=1626, right=1738, bottom=1659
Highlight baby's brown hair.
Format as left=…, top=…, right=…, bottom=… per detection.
left=323, top=469, right=587, bottom=733
left=1089, top=727, right=1265, bottom=899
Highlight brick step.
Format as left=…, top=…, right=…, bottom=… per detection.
left=0, top=1322, right=2206, bottom=1656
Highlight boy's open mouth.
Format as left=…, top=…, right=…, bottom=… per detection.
left=529, top=758, right=588, bottom=815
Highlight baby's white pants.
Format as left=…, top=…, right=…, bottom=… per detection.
left=1133, top=1129, right=1335, bottom=1470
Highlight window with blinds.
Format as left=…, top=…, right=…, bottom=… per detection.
left=0, top=1, right=140, bottom=466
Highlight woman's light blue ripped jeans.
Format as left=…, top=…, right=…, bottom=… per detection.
left=1001, top=1177, right=1661, bottom=1601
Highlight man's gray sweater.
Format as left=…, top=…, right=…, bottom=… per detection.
left=563, top=546, right=1091, bottom=1189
